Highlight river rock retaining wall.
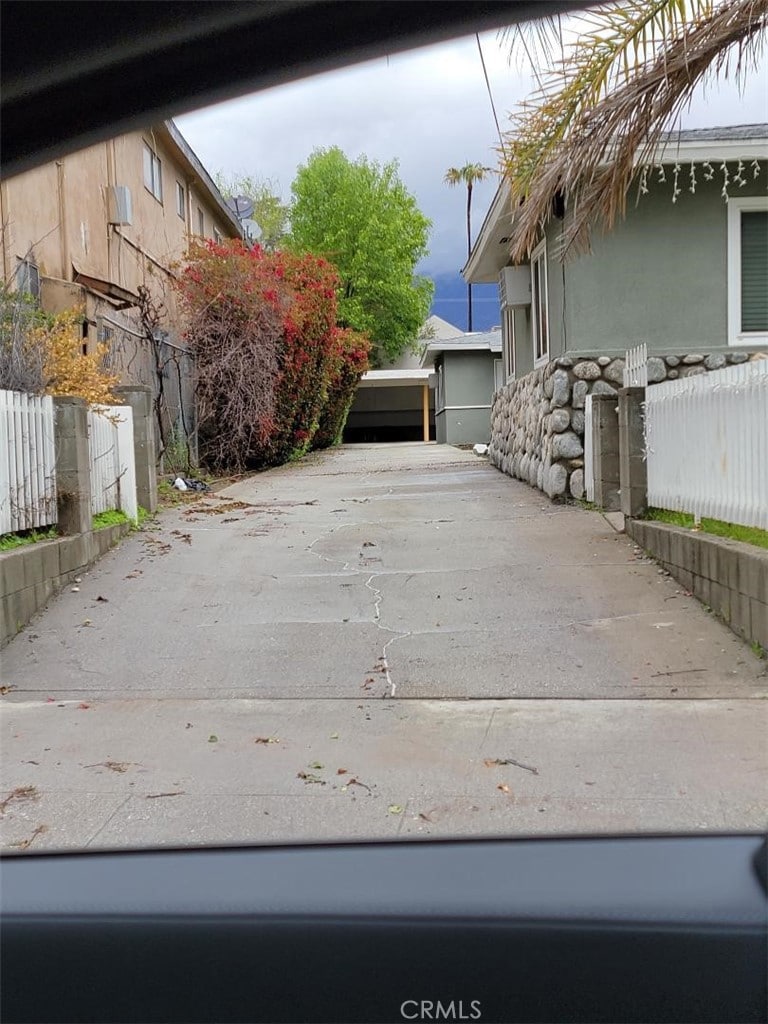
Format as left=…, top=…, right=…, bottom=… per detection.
left=489, top=351, right=767, bottom=501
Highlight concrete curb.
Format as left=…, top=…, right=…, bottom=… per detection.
left=1, top=522, right=131, bottom=647
left=626, top=518, right=768, bottom=650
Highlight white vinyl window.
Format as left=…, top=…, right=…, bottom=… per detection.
left=213, top=226, right=223, bottom=244
left=502, top=306, right=515, bottom=381
left=176, top=181, right=186, bottom=220
left=531, top=239, right=549, bottom=364
left=728, top=196, right=768, bottom=345
left=142, top=143, right=163, bottom=202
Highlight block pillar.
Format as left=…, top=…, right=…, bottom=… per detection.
left=618, top=386, right=647, bottom=518
left=422, top=383, right=430, bottom=442
left=591, top=394, right=621, bottom=512
left=115, top=385, right=158, bottom=512
left=53, top=396, right=92, bottom=535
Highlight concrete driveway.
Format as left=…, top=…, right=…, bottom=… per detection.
left=1, top=443, right=766, bottom=850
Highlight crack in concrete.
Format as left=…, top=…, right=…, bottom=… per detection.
left=365, top=573, right=411, bottom=699
left=85, top=795, right=132, bottom=847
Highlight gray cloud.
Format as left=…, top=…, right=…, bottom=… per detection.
left=176, top=29, right=768, bottom=278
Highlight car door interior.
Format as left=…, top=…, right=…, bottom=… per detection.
left=1, top=835, right=766, bottom=1023
left=1, top=5, right=766, bottom=1024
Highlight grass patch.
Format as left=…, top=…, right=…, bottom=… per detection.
left=92, top=509, right=130, bottom=530
left=0, top=527, right=57, bottom=552
left=645, top=508, right=768, bottom=550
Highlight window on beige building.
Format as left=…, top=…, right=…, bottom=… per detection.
left=176, top=181, right=186, bottom=220
left=197, top=207, right=205, bottom=236
left=213, top=226, right=223, bottom=244
left=16, top=258, right=40, bottom=300
left=143, top=142, right=163, bottom=202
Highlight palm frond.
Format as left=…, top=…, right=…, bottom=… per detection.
left=501, top=0, right=767, bottom=261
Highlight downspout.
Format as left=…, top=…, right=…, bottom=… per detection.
left=56, top=161, right=70, bottom=281
left=106, top=139, right=117, bottom=286
left=0, top=179, right=9, bottom=281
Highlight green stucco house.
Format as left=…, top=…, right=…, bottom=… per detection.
left=463, top=124, right=768, bottom=499
left=420, top=329, right=502, bottom=445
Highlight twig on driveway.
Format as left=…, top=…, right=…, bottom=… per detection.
left=649, top=668, right=706, bottom=678
left=484, top=758, right=539, bottom=776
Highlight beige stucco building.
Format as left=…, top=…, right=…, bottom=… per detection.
left=0, top=120, right=241, bottom=450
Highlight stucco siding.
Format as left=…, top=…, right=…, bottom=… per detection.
left=554, top=172, right=767, bottom=354
left=439, top=407, right=492, bottom=445
left=443, top=350, right=497, bottom=407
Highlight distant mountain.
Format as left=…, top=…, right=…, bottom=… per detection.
left=428, top=272, right=500, bottom=333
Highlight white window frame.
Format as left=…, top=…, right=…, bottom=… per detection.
left=143, top=142, right=163, bottom=202
left=531, top=238, right=549, bottom=366
left=727, top=196, right=768, bottom=346
left=502, top=306, right=515, bottom=381
left=493, top=357, right=504, bottom=393
left=213, top=226, right=223, bottom=244
left=175, top=181, right=186, bottom=220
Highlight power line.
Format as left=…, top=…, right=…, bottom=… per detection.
left=476, top=33, right=505, bottom=154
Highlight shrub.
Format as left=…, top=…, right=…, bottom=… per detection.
left=313, top=328, right=371, bottom=449
left=175, top=239, right=369, bottom=471
left=174, top=239, right=283, bottom=471
left=34, top=308, right=118, bottom=404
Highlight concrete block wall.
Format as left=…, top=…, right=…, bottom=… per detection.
left=0, top=523, right=131, bottom=646
left=627, top=519, right=768, bottom=651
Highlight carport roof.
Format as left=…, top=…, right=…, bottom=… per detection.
left=358, top=368, right=432, bottom=388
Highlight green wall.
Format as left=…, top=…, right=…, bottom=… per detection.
left=436, top=350, right=498, bottom=444
left=558, top=171, right=767, bottom=355
left=504, top=166, right=767, bottom=368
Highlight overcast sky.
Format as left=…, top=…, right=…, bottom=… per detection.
left=176, top=26, right=768, bottom=279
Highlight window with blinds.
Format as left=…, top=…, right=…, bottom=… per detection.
left=728, top=197, right=768, bottom=345
left=740, top=210, right=768, bottom=333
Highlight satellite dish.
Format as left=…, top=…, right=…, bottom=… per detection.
left=241, top=218, right=261, bottom=243
left=226, top=195, right=254, bottom=220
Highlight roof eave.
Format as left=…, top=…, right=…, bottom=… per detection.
left=159, top=120, right=243, bottom=238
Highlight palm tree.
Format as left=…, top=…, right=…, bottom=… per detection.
left=444, top=163, right=492, bottom=331
left=499, top=0, right=767, bottom=260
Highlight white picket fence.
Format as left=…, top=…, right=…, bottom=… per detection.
left=645, top=360, right=768, bottom=530
left=624, top=343, right=648, bottom=388
left=0, top=389, right=57, bottom=534
left=88, top=406, right=138, bottom=522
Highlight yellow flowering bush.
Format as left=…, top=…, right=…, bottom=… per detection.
left=31, top=307, right=119, bottom=405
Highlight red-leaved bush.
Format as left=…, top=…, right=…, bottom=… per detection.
left=175, top=239, right=369, bottom=471
left=313, top=328, right=371, bottom=450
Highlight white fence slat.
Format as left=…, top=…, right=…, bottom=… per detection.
left=0, top=390, right=11, bottom=534
left=88, top=405, right=138, bottom=521
left=624, top=343, right=648, bottom=388
left=41, top=395, right=57, bottom=524
left=584, top=394, right=595, bottom=502
left=0, top=389, right=58, bottom=536
left=645, top=360, right=768, bottom=531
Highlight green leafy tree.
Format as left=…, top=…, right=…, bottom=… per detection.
left=214, top=173, right=290, bottom=250
left=288, top=147, right=433, bottom=365
left=444, top=163, right=492, bottom=331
